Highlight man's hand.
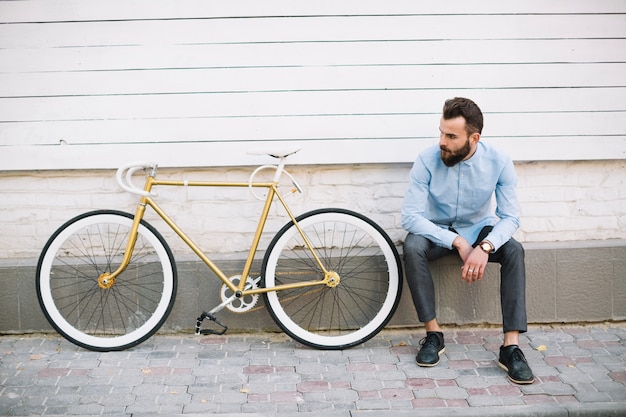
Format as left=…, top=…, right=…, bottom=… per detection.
left=453, top=236, right=489, bottom=283
left=461, top=248, right=489, bottom=283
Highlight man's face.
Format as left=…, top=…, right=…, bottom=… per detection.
left=439, top=116, right=472, bottom=167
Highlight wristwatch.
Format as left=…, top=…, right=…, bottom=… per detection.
left=479, top=241, right=494, bottom=254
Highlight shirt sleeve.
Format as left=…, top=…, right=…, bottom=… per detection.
left=485, top=156, right=521, bottom=250
left=401, top=156, right=458, bottom=249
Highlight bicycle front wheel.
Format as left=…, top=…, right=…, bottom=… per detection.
left=262, top=208, right=402, bottom=349
left=36, top=210, right=177, bottom=351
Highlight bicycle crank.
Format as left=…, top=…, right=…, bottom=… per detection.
left=220, top=275, right=260, bottom=313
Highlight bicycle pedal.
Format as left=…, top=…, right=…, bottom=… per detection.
left=195, top=312, right=228, bottom=336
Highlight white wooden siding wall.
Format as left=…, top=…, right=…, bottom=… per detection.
left=0, top=0, right=624, bottom=170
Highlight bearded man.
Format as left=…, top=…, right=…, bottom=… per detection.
left=401, top=97, right=534, bottom=384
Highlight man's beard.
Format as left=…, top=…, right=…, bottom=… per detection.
left=440, top=139, right=471, bottom=167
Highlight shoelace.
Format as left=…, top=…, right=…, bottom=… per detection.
left=419, top=334, right=440, bottom=349
left=509, top=348, right=527, bottom=364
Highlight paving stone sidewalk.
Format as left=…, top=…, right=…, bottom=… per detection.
left=1, top=323, right=625, bottom=416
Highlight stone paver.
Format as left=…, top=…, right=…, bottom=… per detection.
left=0, top=324, right=625, bottom=416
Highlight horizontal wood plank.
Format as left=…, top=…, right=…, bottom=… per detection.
left=2, top=0, right=625, bottom=23
left=1, top=14, right=624, bottom=49
left=2, top=39, right=625, bottom=74
left=1, top=62, right=624, bottom=104
left=0, top=0, right=626, bottom=22
left=2, top=63, right=625, bottom=99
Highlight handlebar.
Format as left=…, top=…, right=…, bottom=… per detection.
left=116, top=162, right=157, bottom=197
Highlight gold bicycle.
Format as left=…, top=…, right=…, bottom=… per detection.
left=36, top=147, right=402, bottom=351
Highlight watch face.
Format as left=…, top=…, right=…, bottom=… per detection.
left=481, top=243, right=490, bottom=252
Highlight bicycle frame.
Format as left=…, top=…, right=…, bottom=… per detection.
left=105, top=160, right=333, bottom=298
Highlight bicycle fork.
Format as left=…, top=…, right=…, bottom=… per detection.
left=99, top=174, right=156, bottom=286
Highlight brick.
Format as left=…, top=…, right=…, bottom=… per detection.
left=411, top=398, right=447, bottom=407
left=325, top=389, right=359, bottom=402
left=448, top=360, right=478, bottom=370
left=66, top=403, right=104, bottom=415
left=380, top=388, right=413, bottom=400
left=467, top=394, right=504, bottom=406
left=269, top=391, right=302, bottom=403
left=488, top=384, right=522, bottom=396
left=609, top=370, right=626, bottom=382
left=213, top=391, right=248, bottom=404
left=540, top=382, right=577, bottom=396
left=355, top=399, right=391, bottom=410
left=434, top=386, right=469, bottom=400
left=297, top=380, right=329, bottom=392
left=351, top=379, right=384, bottom=391
left=240, top=402, right=276, bottom=413
left=37, top=367, right=70, bottom=378
left=574, top=391, right=613, bottom=403
left=244, top=365, right=273, bottom=374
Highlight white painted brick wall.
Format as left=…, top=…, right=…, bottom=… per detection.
left=0, top=160, right=624, bottom=260
left=514, top=160, right=626, bottom=242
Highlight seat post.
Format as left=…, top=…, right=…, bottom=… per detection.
left=272, top=156, right=288, bottom=182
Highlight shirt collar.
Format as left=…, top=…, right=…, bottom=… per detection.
left=462, top=141, right=484, bottom=165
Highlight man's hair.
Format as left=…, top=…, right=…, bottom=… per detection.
left=442, top=97, right=483, bottom=135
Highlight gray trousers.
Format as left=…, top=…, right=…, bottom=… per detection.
left=403, top=226, right=528, bottom=333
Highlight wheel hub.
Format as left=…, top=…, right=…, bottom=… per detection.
left=98, top=273, right=116, bottom=289
left=325, top=271, right=340, bottom=288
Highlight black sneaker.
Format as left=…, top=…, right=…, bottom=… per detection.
left=498, top=345, right=535, bottom=384
left=416, top=332, right=445, bottom=367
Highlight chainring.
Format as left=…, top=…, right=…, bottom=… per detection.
left=220, top=275, right=260, bottom=313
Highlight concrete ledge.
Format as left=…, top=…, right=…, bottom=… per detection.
left=353, top=402, right=626, bottom=416
left=14, top=403, right=626, bottom=417
left=1, top=240, right=625, bottom=334
left=9, top=402, right=626, bottom=417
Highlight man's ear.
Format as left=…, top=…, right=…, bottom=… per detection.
left=470, top=132, right=481, bottom=144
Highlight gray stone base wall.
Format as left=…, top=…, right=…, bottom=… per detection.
left=1, top=240, right=625, bottom=336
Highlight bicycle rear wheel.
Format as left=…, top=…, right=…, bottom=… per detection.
left=36, top=210, right=177, bottom=351
left=262, top=208, right=402, bottom=349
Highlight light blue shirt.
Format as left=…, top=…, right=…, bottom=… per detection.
left=401, top=141, right=520, bottom=251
